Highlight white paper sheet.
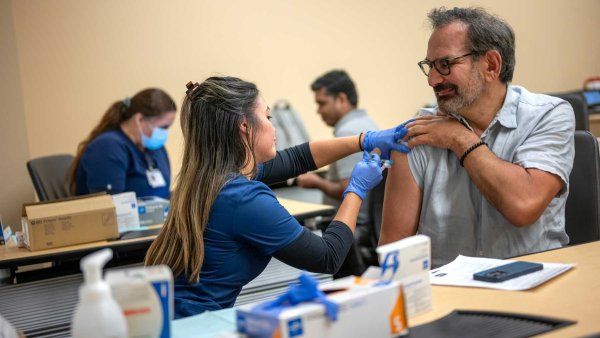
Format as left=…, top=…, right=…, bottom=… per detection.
left=429, top=255, right=573, bottom=291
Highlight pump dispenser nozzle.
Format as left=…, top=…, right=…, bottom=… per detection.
left=72, top=249, right=127, bottom=338
left=82, top=248, right=111, bottom=282
left=79, top=248, right=112, bottom=301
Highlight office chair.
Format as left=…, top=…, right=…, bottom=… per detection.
left=550, top=92, right=589, bottom=131
left=26, top=154, right=74, bottom=201
left=564, top=131, right=600, bottom=245
left=368, top=170, right=387, bottom=241
left=271, top=100, right=311, bottom=151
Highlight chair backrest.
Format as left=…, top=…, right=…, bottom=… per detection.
left=368, top=170, right=388, bottom=241
left=551, top=92, right=589, bottom=131
left=26, top=154, right=75, bottom=201
left=270, top=100, right=311, bottom=151
left=565, top=130, right=600, bottom=245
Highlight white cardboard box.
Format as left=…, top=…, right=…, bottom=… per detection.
left=111, top=192, right=140, bottom=232
left=236, top=276, right=409, bottom=338
left=106, top=265, right=173, bottom=338
left=376, top=235, right=432, bottom=318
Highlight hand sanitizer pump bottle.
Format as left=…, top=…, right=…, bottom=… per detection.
left=72, top=249, right=127, bottom=338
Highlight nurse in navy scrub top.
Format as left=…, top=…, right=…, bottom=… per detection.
left=70, top=88, right=177, bottom=199
left=144, top=77, right=411, bottom=318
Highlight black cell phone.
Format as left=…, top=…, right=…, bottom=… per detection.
left=473, top=261, right=543, bottom=283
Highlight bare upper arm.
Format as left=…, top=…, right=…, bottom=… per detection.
left=379, top=151, right=423, bottom=245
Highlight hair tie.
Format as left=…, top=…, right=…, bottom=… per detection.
left=122, top=97, right=131, bottom=109
left=185, top=81, right=201, bottom=100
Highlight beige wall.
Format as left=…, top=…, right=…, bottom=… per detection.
left=2, top=0, right=599, bottom=220
left=0, top=0, right=33, bottom=230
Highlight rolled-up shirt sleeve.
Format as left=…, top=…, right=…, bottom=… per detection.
left=513, top=101, right=575, bottom=195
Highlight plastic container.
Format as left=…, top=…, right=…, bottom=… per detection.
left=71, top=248, right=127, bottom=338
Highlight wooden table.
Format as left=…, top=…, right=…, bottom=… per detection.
left=169, top=241, right=600, bottom=337
left=0, top=197, right=334, bottom=270
left=410, top=241, right=600, bottom=337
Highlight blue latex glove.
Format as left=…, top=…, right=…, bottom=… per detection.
left=343, top=151, right=384, bottom=201
left=362, top=120, right=413, bottom=160
left=253, top=273, right=340, bottom=321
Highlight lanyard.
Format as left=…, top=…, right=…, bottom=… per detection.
left=144, top=153, right=156, bottom=171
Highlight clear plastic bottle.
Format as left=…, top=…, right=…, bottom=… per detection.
left=72, top=248, right=127, bottom=338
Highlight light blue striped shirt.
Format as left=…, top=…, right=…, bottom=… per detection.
left=409, top=85, right=575, bottom=267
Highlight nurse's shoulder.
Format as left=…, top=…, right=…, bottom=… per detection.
left=83, top=129, right=132, bottom=160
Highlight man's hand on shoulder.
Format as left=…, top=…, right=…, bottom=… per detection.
left=404, top=115, right=479, bottom=155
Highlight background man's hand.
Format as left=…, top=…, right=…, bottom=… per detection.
left=296, top=172, right=323, bottom=189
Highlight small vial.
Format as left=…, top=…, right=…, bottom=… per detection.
left=381, top=160, right=393, bottom=169
left=369, top=153, right=393, bottom=169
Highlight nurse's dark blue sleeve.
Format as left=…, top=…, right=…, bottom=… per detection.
left=273, top=222, right=354, bottom=274
left=260, top=143, right=317, bottom=185
left=233, top=182, right=304, bottom=255
left=81, top=137, right=129, bottom=193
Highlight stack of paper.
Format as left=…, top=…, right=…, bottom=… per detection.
left=430, top=255, right=573, bottom=291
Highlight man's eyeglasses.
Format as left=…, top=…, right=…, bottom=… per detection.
left=417, top=52, right=476, bottom=77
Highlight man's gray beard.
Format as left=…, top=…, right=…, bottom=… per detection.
left=436, top=69, right=484, bottom=115
left=437, top=97, right=463, bottom=115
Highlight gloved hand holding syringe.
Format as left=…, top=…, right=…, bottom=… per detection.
left=344, top=119, right=412, bottom=199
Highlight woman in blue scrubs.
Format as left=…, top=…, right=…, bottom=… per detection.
left=70, top=88, right=177, bottom=199
left=145, top=77, right=410, bottom=318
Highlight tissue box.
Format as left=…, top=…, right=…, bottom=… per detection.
left=236, top=276, right=408, bottom=338
left=376, top=234, right=432, bottom=318
left=112, top=192, right=140, bottom=232
left=106, top=265, right=173, bottom=338
left=137, top=196, right=169, bottom=226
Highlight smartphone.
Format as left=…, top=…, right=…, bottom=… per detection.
left=473, top=261, right=543, bottom=283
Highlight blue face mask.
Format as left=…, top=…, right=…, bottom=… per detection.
left=141, top=126, right=169, bottom=150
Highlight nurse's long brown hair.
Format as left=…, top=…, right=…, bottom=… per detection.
left=69, top=88, right=176, bottom=194
left=145, top=77, right=260, bottom=283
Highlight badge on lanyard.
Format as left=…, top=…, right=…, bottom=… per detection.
left=146, top=169, right=166, bottom=188
left=144, top=153, right=166, bottom=188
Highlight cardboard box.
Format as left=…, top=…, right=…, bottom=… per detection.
left=137, top=196, right=169, bottom=227
left=236, top=276, right=408, bottom=338
left=376, top=235, right=432, bottom=318
left=21, top=193, right=118, bottom=251
left=106, top=265, right=173, bottom=338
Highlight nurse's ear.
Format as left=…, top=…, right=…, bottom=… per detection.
left=133, top=112, right=151, bottom=138
left=239, top=118, right=249, bottom=134
left=132, top=112, right=144, bottom=126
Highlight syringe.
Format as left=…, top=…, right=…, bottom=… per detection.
left=380, top=160, right=393, bottom=169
